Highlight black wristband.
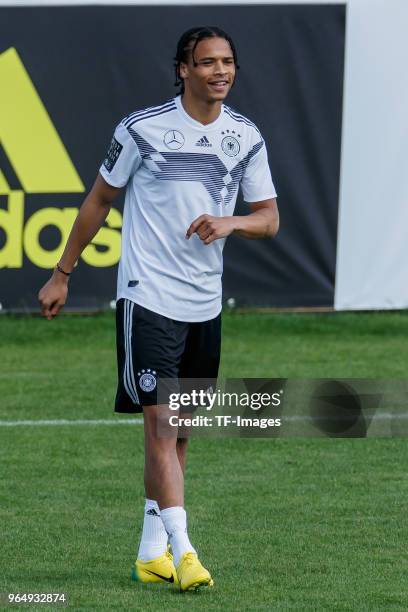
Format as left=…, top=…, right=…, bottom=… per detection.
left=56, top=263, right=71, bottom=276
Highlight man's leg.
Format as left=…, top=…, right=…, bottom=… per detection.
left=136, top=406, right=188, bottom=573
left=116, top=301, right=214, bottom=588
left=176, top=437, right=189, bottom=474
left=143, top=405, right=184, bottom=507
left=143, top=405, right=195, bottom=562
left=134, top=405, right=191, bottom=584
left=137, top=435, right=188, bottom=562
left=142, top=404, right=212, bottom=591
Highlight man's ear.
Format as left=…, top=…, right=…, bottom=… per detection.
left=179, top=62, right=188, bottom=79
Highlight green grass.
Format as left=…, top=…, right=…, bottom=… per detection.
left=1, top=311, right=408, bottom=610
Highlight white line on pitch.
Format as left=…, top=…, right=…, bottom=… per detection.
left=0, top=418, right=144, bottom=426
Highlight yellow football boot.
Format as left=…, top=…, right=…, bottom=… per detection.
left=176, top=552, right=214, bottom=592
left=131, top=550, right=178, bottom=585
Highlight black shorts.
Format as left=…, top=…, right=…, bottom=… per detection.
left=115, top=299, right=221, bottom=413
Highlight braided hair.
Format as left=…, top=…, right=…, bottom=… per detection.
left=174, top=26, right=239, bottom=94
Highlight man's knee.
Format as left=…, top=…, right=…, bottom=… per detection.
left=143, top=405, right=178, bottom=450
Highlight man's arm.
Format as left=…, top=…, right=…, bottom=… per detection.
left=186, top=198, right=279, bottom=245
left=38, top=174, right=122, bottom=320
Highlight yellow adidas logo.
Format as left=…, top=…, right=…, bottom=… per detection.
left=0, top=47, right=122, bottom=269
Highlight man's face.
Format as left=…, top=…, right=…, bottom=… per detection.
left=180, top=37, right=236, bottom=102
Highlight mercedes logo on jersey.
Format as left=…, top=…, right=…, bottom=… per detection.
left=163, top=129, right=185, bottom=150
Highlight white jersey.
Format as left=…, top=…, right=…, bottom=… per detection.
left=99, top=95, right=277, bottom=322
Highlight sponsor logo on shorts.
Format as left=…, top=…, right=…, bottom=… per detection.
left=138, top=369, right=157, bottom=392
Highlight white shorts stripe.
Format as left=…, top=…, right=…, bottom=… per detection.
left=123, top=299, right=139, bottom=404
left=123, top=300, right=132, bottom=401
left=127, top=300, right=140, bottom=403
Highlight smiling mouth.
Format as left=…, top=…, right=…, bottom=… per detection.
left=208, top=81, right=229, bottom=88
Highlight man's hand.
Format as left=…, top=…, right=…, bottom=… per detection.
left=186, top=199, right=279, bottom=245
left=186, top=215, right=237, bottom=245
left=38, top=270, right=69, bottom=320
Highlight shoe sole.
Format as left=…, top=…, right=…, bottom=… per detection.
left=182, top=578, right=214, bottom=592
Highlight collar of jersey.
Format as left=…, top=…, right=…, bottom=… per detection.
left=174, top=95, right=225, bottom=131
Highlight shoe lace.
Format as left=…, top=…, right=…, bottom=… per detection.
left=183, top=552, right=196, bottom=566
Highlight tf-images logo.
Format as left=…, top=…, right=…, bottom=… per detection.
left=163, top=129, right=185, bottom=150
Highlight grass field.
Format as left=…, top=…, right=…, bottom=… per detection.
left=1, top=311, right=408, bottom=610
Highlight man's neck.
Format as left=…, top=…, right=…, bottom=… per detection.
left=180, top=92, right=223, bottom=126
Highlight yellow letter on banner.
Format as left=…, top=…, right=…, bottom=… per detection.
left=23, top=207, right=78, bottom=268
left=82, top=208, right=122, bottom=267
left=0, top=169, right=10, bottom=195
left=0, top=48, right=84, bottom=194
left=0, top=191, right=24, bottom=268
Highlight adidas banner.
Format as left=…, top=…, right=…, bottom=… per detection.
left=0, top=1, right=406, bottom=311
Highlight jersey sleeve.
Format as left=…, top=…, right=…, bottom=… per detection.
left=240, top=139, right=277, bottom=203
left=99, top=122, right=142, bottom=188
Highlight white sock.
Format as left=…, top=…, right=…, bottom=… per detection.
left=160, top=506, right=196, bottom=567
left=137, top=499, right=168, bottom=561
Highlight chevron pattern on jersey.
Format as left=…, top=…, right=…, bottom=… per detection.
left=128, top=127, right=157, bottom=157
left=157, top=151, right=230, bottom=205
left=226, top=140, right=264, bottom=204
left=127, top=128, right=264, bottom=206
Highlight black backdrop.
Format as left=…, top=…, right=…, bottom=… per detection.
left=0, top=4, right=345, bottom=310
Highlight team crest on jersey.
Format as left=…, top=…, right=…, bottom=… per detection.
left=138, top=369, right=157, bottom=392
left=163, top=129, right=185, bottom=150
left=221, top=135, right=240, bottom=157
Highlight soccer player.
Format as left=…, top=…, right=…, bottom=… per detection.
left=38, top=26, right=279, bottom=591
